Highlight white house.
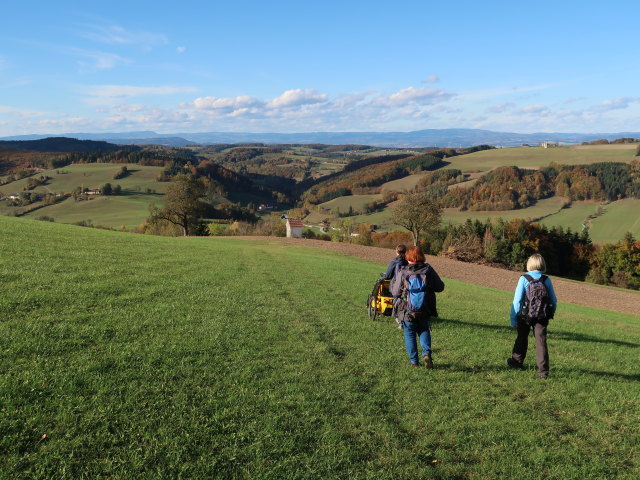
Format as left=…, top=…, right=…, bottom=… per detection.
left=286, top=218, right=304, bottom=238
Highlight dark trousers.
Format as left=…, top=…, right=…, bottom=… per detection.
left=511, top=321, right=549, bottom=377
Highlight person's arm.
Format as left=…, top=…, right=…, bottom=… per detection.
left=544, top=276, right=558, bottom=317
left=391, top=270, right=404, bottom=297
left=383, top=259, right=397, bottom=280
left=510, top=276, right=526, bottom=326
left=427, top=266, right=445, bottom=293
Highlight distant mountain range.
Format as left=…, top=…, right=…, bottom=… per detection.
left=2, top=129, right=639, bottom=148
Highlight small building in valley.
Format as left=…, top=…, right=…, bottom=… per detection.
left=286, top=218, right=304, bottom=238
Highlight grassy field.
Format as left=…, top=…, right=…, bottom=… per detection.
left=587, top=199, right=640, bottom=243
left=1, top=164, right=166, bottom=195
left=540, top=199, right=640, bottom=243
left=442, top=197, right=567, bottom=226
left=0, top=164, right=167, bottom=228
left=380, top=173, right=426, bottom=192
left=21, top=193, right=165, bottom=229
left=1, top=216, right=639, bottom=479
left=319, top=194, right=383, bottom=213
left=440, top=146, right=637, bottom=173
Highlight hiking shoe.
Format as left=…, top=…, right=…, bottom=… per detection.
left=507, top=358, right=524, bottom=370
left=409, top=362, right=419, bottom=367
left=424, top=354, right=433, bottom=369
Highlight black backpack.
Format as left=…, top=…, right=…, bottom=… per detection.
left=520, top=274, right=553, bottom=324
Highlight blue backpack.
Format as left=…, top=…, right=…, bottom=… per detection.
left=405, top=272, right=428, bottom=317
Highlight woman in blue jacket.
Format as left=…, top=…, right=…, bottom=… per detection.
left=507, top=253, right=558, bottom=379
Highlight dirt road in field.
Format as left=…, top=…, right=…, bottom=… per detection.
left=241, top=237, right=639, bottom=317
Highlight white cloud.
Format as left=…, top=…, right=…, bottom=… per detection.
left=87, top=85, right=198, bottom=99
left=115, top=104, right=148, bottom=113
left=186, top=95, right=264, bottom=112
left=0, top=105, right=45, bottom=118
left=485, top=102, right=516, bottom=113
left=590, top=97, right=639, bottom=113
left=461, top=82, right=564, bottom=102
left=382, top=86, right=455, bottom=107
left=520, top=104, right=552, bottom=115
left=267, top=89, right=328, bottom=108
left=80, top=24, right=168, bottom=49
left=423, top=75, right=440, bottom=84
left=69, top=48, right=132, bottom=71
left=176, top=46, right=186, bottom=54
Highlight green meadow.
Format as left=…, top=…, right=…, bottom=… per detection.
left=1, top=164, right=166, bottom=195
left=22, top=193, right=165, bottom=229
left=1, top=216, right=639, bottom=479
left=540, top=199, right=640, bottom=242
left=0, top=164, right=166, bottom=228
left=319, top=194, right=383, bottom=213
left=444, top=145, right=637, bottom=173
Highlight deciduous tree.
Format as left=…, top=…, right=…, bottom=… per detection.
left=391, top=191, right=442, bottom=246
left=148, top=174, right=207, bottom=236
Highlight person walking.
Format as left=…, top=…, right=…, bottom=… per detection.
left=392, top=246, right=445, bottom=368
left=384, top=244, right=408, bottom=329
left=507, top=253, right=558, bottom=379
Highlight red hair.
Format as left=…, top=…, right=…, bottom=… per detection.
left=406, top=246, right=425, bottom=263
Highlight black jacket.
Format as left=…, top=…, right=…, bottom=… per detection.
left=391, top=262, right=445, bottom=318
left=383, top=256, right=408, bottom=280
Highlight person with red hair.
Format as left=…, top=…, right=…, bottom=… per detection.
left=391, top=246, right=445, bottom=368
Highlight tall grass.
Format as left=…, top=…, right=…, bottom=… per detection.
left=1, top=216, right=638, bottom=479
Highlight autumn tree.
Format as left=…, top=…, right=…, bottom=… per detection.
left=148, top=174, right=207, bottom=236
left=391, top=191, right=442, bottom=246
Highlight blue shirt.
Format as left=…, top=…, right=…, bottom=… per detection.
left=510, top=270, right=558, bottom=326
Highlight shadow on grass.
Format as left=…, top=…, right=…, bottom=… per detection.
left=116, top=191, right=164, bottom=198
left=436, top=317, right=639, bottom=348
left=566, top=368, right=640, bottom=382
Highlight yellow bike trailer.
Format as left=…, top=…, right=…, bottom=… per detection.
left=367, top=277, right=394, bottom=320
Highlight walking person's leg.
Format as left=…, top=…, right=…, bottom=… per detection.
left=417, top=318, right=433, bottom=368
left=403, top=321, right=419, bottom=366
left=509, top=322, right=531, bottom=368
left=534, top=322, right=550, bottom=378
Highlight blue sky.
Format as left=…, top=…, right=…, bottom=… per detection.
left=1, top=0, right=639, bottom=136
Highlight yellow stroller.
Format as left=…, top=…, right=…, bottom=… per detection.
left=366, top=276, right=394, bottom=320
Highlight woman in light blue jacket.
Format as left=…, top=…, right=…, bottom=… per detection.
left=507, top=254, right=557, bottom=378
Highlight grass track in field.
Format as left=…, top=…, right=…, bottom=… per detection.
left=1, top=216, right=639, bottom=479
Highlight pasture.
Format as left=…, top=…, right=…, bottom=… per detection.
left=1, top=164, right=166, bottom=195
left=442, top=197, right=567, bottom=226
left=1, top=216, right=638, bottom=479
left=22, top=193, right=165, bottom=229
left=442, top=145, right=637, bottom=173
left=540, top=199, right=640, bottom=243
left=0, top=164, right=166, bottom=228
left=319, top=194, right=382, bottom=213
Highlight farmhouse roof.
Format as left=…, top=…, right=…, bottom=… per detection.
left=287, top=218, right=304, bottom=227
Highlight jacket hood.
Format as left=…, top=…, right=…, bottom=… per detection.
left=405, top=262, right=430, bottom=273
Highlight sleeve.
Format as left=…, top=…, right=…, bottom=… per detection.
left=510, top=276, right=526, bottom=326
left=427, top=267, right=445, bottom=293
left=383, top=259, right=396, bottom=280
left=390, top=269, right=404, bottom=298
left=544, top=277, right=558, bottom=317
